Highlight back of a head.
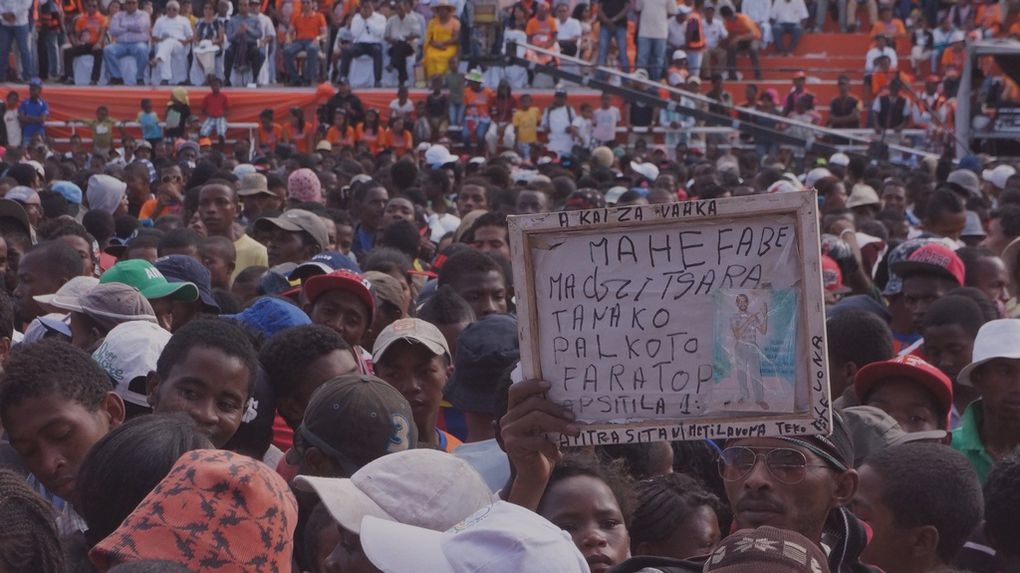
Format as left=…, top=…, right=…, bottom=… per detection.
left=921, top=294, right=986, bottom=337
left=379, top=219, right=421, bottom=261
left=985, top=455, right=1020, bottom=558
left=158, top=227, right=204, bottom=257
left=83, top=209, right=116, bottom=244
left=955, top=246, right=997, bottom=288
left=259, top=324, right=351, bottom=403
left=945, top=286, right=1000, bottom=323
left=416, top=284, right=476, bottom=326
left=862, top=443, right=983, bottom=563
left=156, top=318, right=259, bottom=399
left=629, top=471, right=720, bottom=554
left=24, top=239, right=85, bottom=280
left=0, top=469, right=65, bottom=573
left=826, top=310, right=894, bottom=369
left=362, top=246, right=413, bottom=276
left=925, top=187, right=964, bottom=222
left=990, top=204, right=1020, bottom=242
left=78, top=414, right=213, bottom=545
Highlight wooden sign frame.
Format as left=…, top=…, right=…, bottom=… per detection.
left=508, top=192, right=832, bottom=446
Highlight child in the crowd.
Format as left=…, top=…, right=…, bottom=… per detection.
left=200, top=235, right=237, bottom=290
left=853, top=354, right=953, bottom=432
left=512, top=93, right=540, bottom=162
left=628, top=472, right=722, bottom=560
left=3, top=90, right=22, bottom=148
left=87, top=105, right=119, bottom=157
left=200, top=75, right=229, bottom=145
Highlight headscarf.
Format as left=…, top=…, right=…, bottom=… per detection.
left=89, top=449, right=298, bottom=572
left=287, top=168, right=323, bottom=203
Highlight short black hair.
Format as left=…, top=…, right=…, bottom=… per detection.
left=0, top=290, right=13, bottom=340
left=437, top=249, right=506, bottom=288
left=925, top=187, right=965, bottom=223
left=826, top=310, right=893, bottom=370
left=23, top=240, right=84, bottom=279
left=416, top=285, right=475, bottom=326
left=985, top=455, right=1020, bottom=557
left=945, top=286, right=999, bottom=322
left=629, top=472, right=722, bottom=553
left=37, top=218, right=96, bottom=246
left=539, top=453, right=635, bottom=528
left=863, top=443, right=983, bottom=563
left=6, top=164, right=37, bottom=187
left=304, top=502, right=334, bottom=573
left=989, top=204, right=1020, bottom=240
left=378, top=220, right=421, bottom=261
left=156, top=318, right=259, bottom=398
left=77, top=413, right=212, bottom=546
left=82, top=209, right=116, bottom=245
left=921, top=294, right=986, bottom=337
left=38, top=190, right=69, bottom=219
left=0, top=469, right=65, bottom=573
left=259, top=324, right=351, bottom=402
left=0, top=340, right=113, bottom=421
left=158, top=227, right=204, bottom=256
left=362, top=246, right=412, bottom=276
left=464, top=211, right=508, bottom=244
left=956, top=246, right=998, bottom=289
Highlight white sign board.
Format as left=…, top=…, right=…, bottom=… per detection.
left=508, top=192, right=832, bottom=446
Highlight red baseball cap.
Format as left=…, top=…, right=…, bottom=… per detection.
left=793, top=70, right=807, bottom=79
left=853, top=354, right=954, bottom=426
left=302, top=270, right=376, bottom=322
left=889, top=243, right=965, bottom=286
left=821, top=255, right=850, bottom=293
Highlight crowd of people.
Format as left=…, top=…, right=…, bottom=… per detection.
left=0, top=46, right=1017, bottom=569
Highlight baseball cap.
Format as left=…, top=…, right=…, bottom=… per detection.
left=101, top=259, right=200, bottom=302
left=289, top=251, right=361, bottom=282
left=223, top=296, right=311, bottom=338
left=605, top=186, right=629, bottom=205
left=846, top=184, right=880, bottom=208
left=630, top=161, right=659, bottom=182
left=982, top=164, right=1016, bottom=191
left=7, top=186, right=40, bottom=206
left=828, top=152, right=850, bottom=167
left=881, top=238, right=948, bottom=296
left=155, top=255, right=221, bottom=313
left=254, top=209, right=330, bottom=251
left=889, top=243, right=965, bottom=286
left=303, top=269, right=375, bottom=321
left=853, top=354, right=953, bottom=422
left=360, top=501, right=589, bottom=573
left=804, top=167, right=831, bottom=188
left=286, top=374, right=418, bottom=475
left=34, top=275, right=99, bottom=313
left=841, top=406, right=948, bottom=467
left=237, top=173, right=274, bottom=197
left=373, top=318, right=449, bottom=364
left=444, top=314, right=520, bottom=415
left=704, top=526, right=830, bottom=573
left=76, top=282, right=160, bottom=330
left=677, top=3, right=692, bottom=13
left=821, top=255, right=850, bottom=294
left=0, top=198, right=32, bottom=237
left=958, top=319, right=1020, bottom=387
left=92, top=320, right=172, bottom=407
left=316, top=140, right=333, bottom=152
left=51, top=181, right=83, bottom=205
left=292, top=449, right=495, bottom=534
left=947, top=169, right=981, bottom=197
left=258, top=262, right=300, bottom=297
left=23, top=313, right=71, bottom=343
left=672, top=49, right=687, bottom=60
left=363, top=271, right=405, bottom=311
left=425, top=144, right=459, bottom=168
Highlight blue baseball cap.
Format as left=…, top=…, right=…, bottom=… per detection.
left=223, top=296, right=311, bottom=338
left=154, top=255, right=221, bottom=313
left=289, top=251, right=361, bottom=282
left=51, top=181, right=83, bottom=205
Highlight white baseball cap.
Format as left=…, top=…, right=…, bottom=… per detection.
left=292, top=449, right=494, bottom=534
left=424, top=145, right=458, bottom=168
left=804, top=167, right=832, bottom=188
left=982, top=164, right=1016, bottom=191
left=630, top=161, right=659, bottom=182
left=672, top=49, right=687, bottom=61
left=361, top=501, right=589, bottom=573
left=829, top=152, right=850, bottom=167
left=92, top=321, right=172, bottom=406
left=34, top=276, right=100, bottom=313
left=958, top=319, right=1020, bottom=387
left=605, top=186, right=629, bottom=205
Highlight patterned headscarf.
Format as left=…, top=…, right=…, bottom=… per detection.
left=89, top=449, right=298, bottom=573
left=287, top=168, right=323, bottom=203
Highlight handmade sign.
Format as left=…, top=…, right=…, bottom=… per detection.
left=508, top=192, right=831, bottom=446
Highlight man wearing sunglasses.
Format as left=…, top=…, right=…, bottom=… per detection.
left=718, top=412, right=878, bottom=572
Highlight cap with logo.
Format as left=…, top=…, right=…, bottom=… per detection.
left=92, top=320, right=172, bottom=408
left=292, top=449, right=495, bottom=535
left=100, top=259, right=200, bottom=302
left=444, top=314, right=520, bottom=415
left=360, top=501, right=589, bottom=573
left=820, top=255, right=850, bottom=294
left=853, top=354, right=953, bottom=424
left=889, top=243, right=965, bottom=286
left=373, top=318, right=450, bottom=365
left=155, top=255, right=221, bottom=313
left=254, top=209, right=330, bottom=251
left=286, top=373, right=417, bottom=476
left=303, top=269, right=376, bottom=322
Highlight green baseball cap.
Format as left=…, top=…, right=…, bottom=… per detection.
left=100, top=259, right=200, bottom=302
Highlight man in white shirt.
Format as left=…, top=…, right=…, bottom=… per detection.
left=864, top=34, right=898, bottom=72
left=555, top=3, right=582, bottom=57
left=0, top=0, right=32, bottom=82
left=339, top=1, right=386, bottom=86
left=385, top=0, right=422, bottom=86
left=636, top=0, right=675, bottom=81
left=591, top=92, right=621, bottom=147
left=703, top=4, right=728, bottom=79
left=151, top=1, right=194, bottom=85
left=770, top=0, right=808, bottom=56
left=542, top=89, right=577, bottom=158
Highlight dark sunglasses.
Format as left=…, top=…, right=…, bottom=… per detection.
left=717, top=446, right=829, bottom=485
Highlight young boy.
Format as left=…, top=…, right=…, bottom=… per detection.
left=137, top=98, right=163, bottom=148
left=87, top=106, right=119, bottom=157
left=201, top=235, right=237, bottom=289
left=302, top=269, right=375, bottom=374
left=853, top=354, right=953, bottom=432
left=512, top=94, right=540, bottom=162
left=372, top=318, right=461, bottom=452
left=0, top=339, right=125, bottom=504
left=200, top=75, right=229, bottom=145
left=592, top=92, right=622, bottom=148
left=147, top=318, right=259, bottom=448
left=3, top=91, right=21, bottom=148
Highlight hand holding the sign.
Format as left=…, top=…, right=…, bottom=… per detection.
left=500, top=379, right=579, bottom=511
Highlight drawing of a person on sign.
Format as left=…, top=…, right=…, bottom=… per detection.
left=729, top=293, right=769, bottom=410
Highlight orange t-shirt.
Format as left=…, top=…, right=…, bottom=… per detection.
left=326, top=125, right=356, bottom=147
left=284, top=123, right=312, bottom=154
left=379, top=128, right=413, bottom=156
left=258, top=122, right=284, bottom=151
left=870, top=19, right=906, bottom=38
left=725, top=14, right=761, bottom=40
left=291, top=11, right=326, bottom=41
left=941, top=48, right=964, bottom=72
left=525, top=15, right=557, bottom=41
left=464, top=87, right=494, bottom=119
left=75, top=12, right=107, bottom=44
left=355, top=124, right=382, bottom=153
